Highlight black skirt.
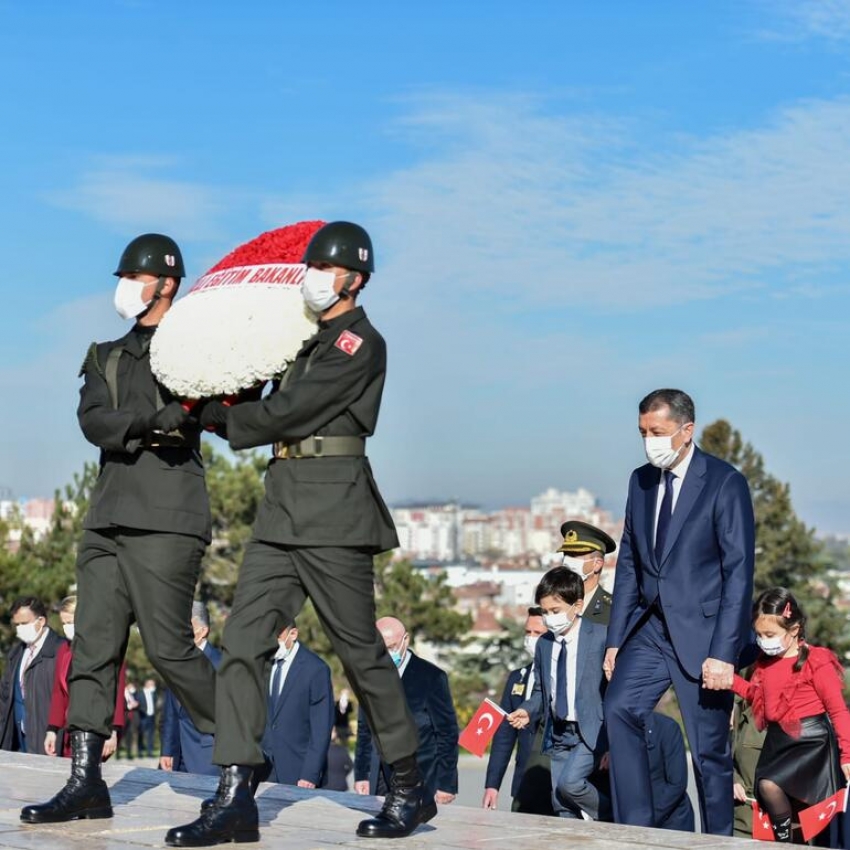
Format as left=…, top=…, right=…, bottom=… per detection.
left=754, top=713, right=841, bottom=806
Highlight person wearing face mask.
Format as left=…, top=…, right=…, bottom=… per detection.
left=172, top=222, right=432, bottom=846
left=557, top=521, right=616, bottom=626
left=507, top=568, right=609, bottom=821
left=354, top=617, right=459, bottom=810
left=21, top=235, right=218, bottom=827
left=603, top=388, right=755, bottom=836
left=725, top=589, right=850, bottom=844
left=44, top=596, right=125, bottom=760
left=0, top=596, right=65, bottom=756
left=259, top=622, right=334, bottom=788
left=483, top=607, right=554, bottom=815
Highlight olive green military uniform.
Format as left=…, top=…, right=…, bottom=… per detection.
left=582, top=586, right=613, bottom=626
left=731, top=696, right=766, bottom=838
left=69, top=324, right=216, bottom=737
left=212, top=305, right=418, bottom=768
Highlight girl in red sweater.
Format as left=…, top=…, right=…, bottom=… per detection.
left=730, top=588, right=850, bottom=843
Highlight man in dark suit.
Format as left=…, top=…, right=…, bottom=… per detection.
left=160, top=602, right=221, bottom=776
left=261, top=623, right=334, bottom=787
left=355, top=617, right=459, bottom=806
left=483, top=607, right=553, bottom=814
left=21, top=235, right=217, bottom=825
left=137, top=678, right=158, bottom=758
left=0, top=597, right=65, bottom=756
left=508, top=568, right=609, bottom=820
left=603, top=388, right=755, bottom=836
left=557, top=520, right=615, bottom=626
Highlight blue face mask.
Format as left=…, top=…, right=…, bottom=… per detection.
left=388, top=633, right=408, bottom=667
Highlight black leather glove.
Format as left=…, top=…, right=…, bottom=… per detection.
left=150, top=401, right=190, bottom=433
left=199, top=400, right=229, bottom=432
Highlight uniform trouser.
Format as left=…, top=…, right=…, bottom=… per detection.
left=604, top=612, right=733, bottom=835
left=68, top=528, right=216, bottom=737
left=212, top=541, right=419, bottom=768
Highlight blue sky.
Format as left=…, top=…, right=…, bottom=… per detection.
left=2, top=1, right=850, bottom=534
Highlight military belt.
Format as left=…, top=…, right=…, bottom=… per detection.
left=273, top=435, right=365, bottom=460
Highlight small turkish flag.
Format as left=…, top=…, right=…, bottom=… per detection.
left=799, top=786, right=847, bottom=842
left=458, top=698, right=506, bottom=757
left=751, top=800, right=775, bottom=841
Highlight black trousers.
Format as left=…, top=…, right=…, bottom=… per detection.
left=68, top=528, right=216, bottom=737
left=213, top=541, right=419, bottom=767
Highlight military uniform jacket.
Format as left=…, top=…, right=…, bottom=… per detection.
left=227, top=306, right=398, bottom=551
left=582, top=586, right=612, bottom=626
left=77, top=324, right=211, bottom=541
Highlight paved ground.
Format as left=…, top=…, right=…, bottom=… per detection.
left=0, top=751, right=758, bottom=849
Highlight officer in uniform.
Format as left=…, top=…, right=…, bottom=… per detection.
left=166, top=222, right=432, bottom=847
left=21, top=235, right=217, bottom=825
left=558, top=520, right=615, bottom=626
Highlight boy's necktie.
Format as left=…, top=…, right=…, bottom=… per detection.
left=555, top=639, right=568, bottom=721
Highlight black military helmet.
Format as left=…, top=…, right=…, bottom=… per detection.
left=114, top=233, right=185, bottom=278
left=302, top=221, right=374, bottom=274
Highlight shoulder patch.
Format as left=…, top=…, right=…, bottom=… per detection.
left=334, top=329, right=364, bottom=356
left=79, top=342, right=102, bottom=378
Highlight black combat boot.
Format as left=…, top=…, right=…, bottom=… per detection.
left=20, top=730, right=113, bottom=823
left=356, top=756, right=437, bottom=838
left=165, top=765, right=259, bottom=847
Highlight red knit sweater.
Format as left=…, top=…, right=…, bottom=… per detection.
left=732, top=645, right=850, bottom=763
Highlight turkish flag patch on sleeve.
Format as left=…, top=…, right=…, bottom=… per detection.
left=334, top=330, right=363, bottom=356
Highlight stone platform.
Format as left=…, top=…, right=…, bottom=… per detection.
left=0, top=752, right=759, bottom=849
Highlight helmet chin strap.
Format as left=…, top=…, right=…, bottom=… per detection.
left=339, top=271, right=358, bottom=300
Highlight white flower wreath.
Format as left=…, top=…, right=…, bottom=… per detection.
left=150, top=264, right=317, bottom=398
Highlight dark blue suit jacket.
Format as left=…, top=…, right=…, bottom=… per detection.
left=646, top=712, right=695, bottom=831
left=485, top=666, right=537, bottom=797
left=261, top=644, right=334, bottom=786
left=522, top=621, right=608, bottom=753
left=160, top=642, right=220, bottom=776
left=355, top=652, right=459, bottom=797
left=607, top=446, right=755, bottom=679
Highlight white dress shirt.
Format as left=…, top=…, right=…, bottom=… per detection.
left=270, top=641, right=300, bottom=699
left=548, top=618, right=582, bottom=721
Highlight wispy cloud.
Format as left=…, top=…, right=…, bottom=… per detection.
left=355, top=91, right=850, bottom=313
left=757, top=0, right=850, bottom=42
left=46, top=156, right=230, bottom=241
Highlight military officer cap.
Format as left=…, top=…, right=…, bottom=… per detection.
left=558, top=520, right=616, bottom=556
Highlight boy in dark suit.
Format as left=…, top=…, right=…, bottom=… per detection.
left=483, top=607, right=553, bottom=814
left=508, top=568, right=608, bottom=820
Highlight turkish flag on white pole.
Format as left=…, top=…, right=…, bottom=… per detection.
left=458, top=698, right=507, bottom=757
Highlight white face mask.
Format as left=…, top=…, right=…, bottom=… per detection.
left=16, top=620, right=42, bottom=645
left=62, top=623, right=75, bottom=641
left=523, top=634, right=539, bottom=658
left=543, top=610, right=574, bottom=635
left=644, top=425, right=688, bottom=469
left=562, top=556, right=591, bottom=578
left=301, top=267, right=340, bottom=314
left=276, top=634, right=296, bottom=661
left=756, top=634, right=788, bottom=657
left=114, top=277, right=154, bottom=320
